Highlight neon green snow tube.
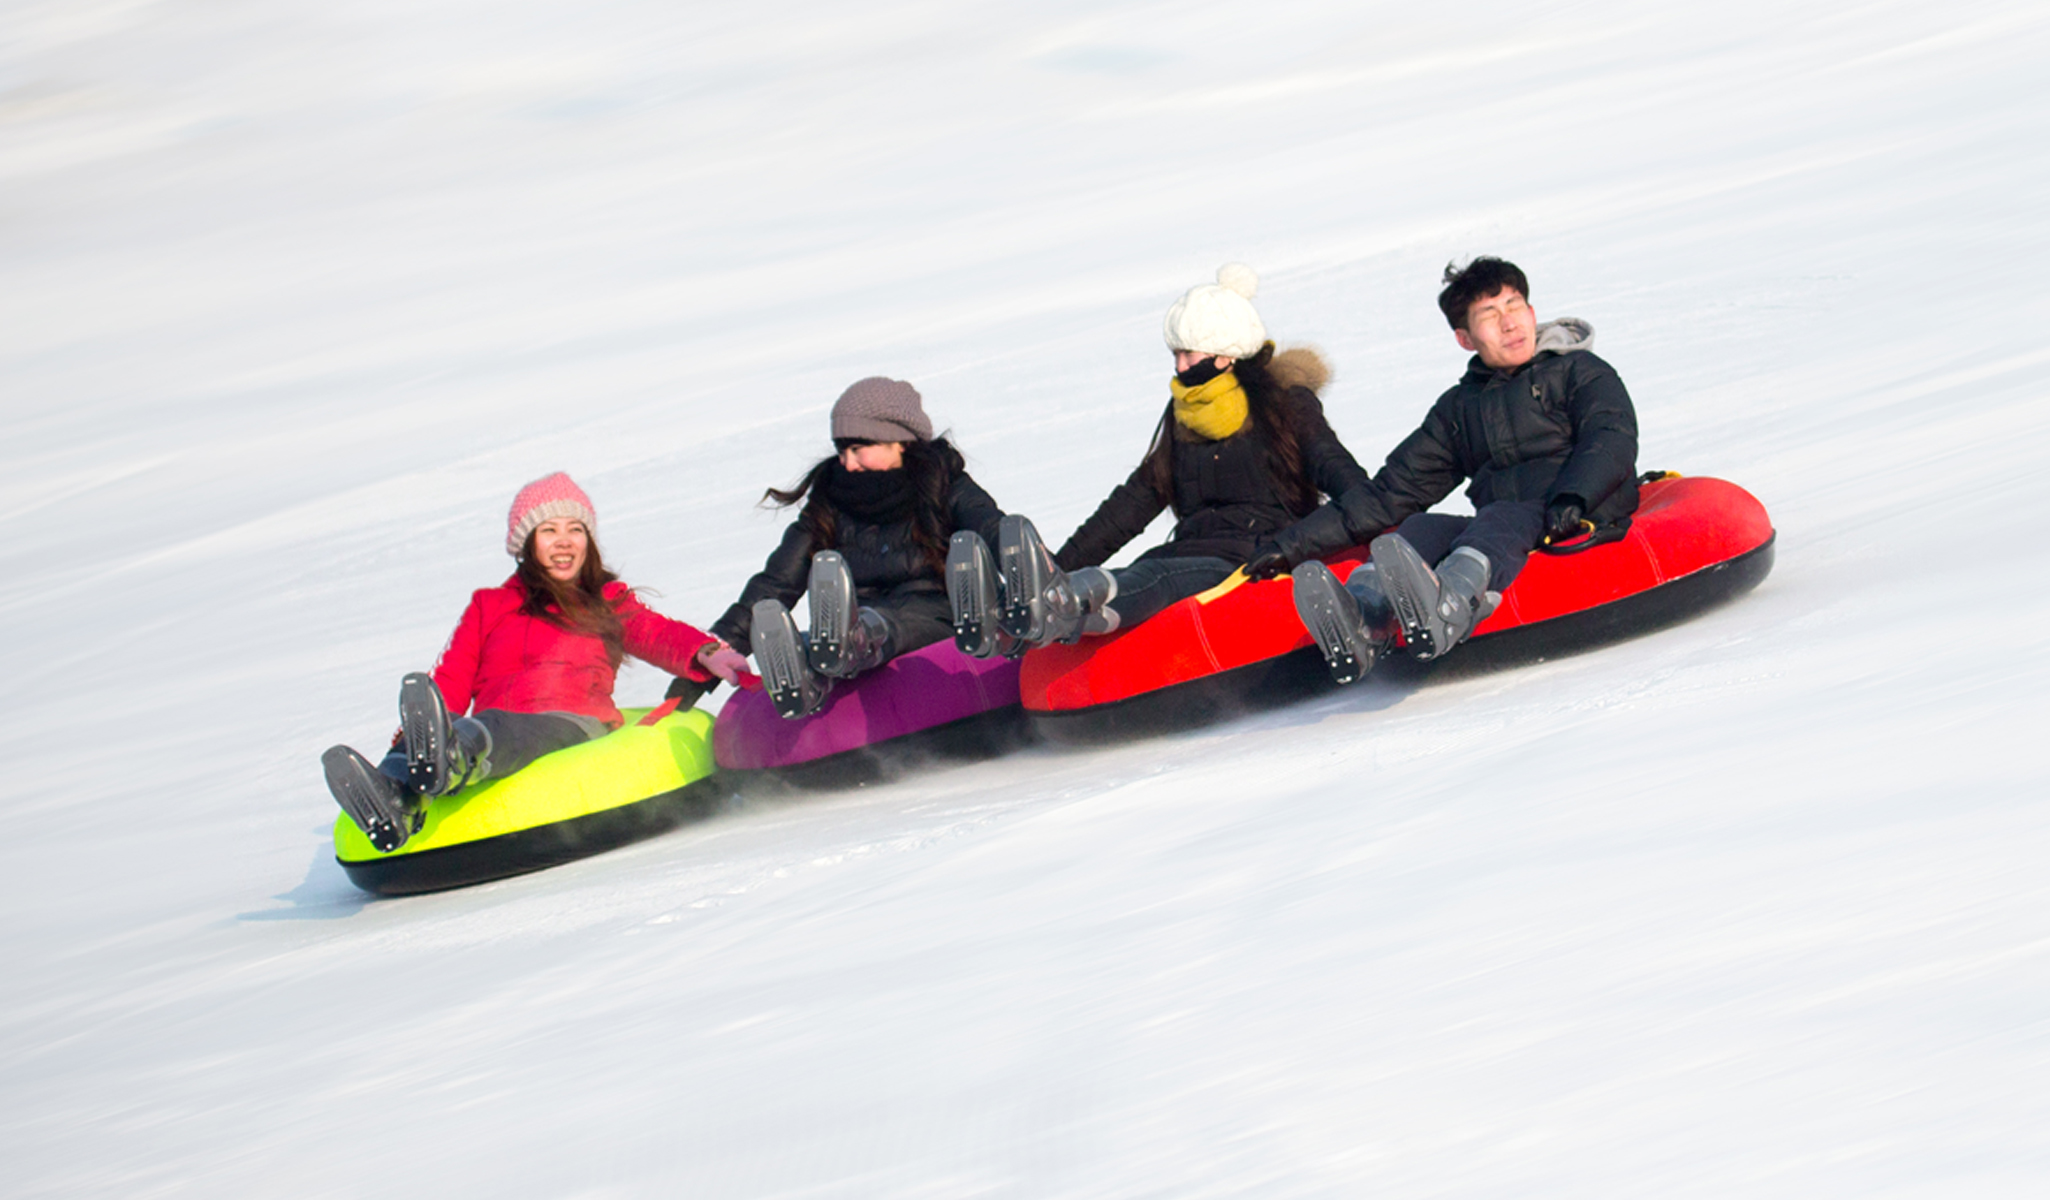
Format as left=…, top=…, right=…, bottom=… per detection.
left=334, top=706, right=724, bottom=896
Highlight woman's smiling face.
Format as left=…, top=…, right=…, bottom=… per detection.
left=531, top=518, right=589, bottom=582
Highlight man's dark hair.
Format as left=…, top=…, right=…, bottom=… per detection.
left=1438, top=257, right=1530, bottom=331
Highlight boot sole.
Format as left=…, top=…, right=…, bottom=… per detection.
left=807, top=552, right=855, bottom=676
left=398, top=672, right=451, bottom=796
left=996, top=514, right=1049, bottom=642
left=997, top=514, right=1086, bottom=644
left=323, top=745, right=413, bottom=853
left=752, top=601, right=823, bottom=719
left=947, top=532, right=1000, bottom=658
left=1369, top=534, right=1444, bottom=660
left=1291, top=563, right=1375, bottom=686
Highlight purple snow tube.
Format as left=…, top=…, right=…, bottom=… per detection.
left=714, top=639, right=1025, bottom=773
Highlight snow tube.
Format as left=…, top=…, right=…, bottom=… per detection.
left=1025, top=475, right=1775, bottom=741
left=334, top=706, right=725, bottom=896
left=714, top=639, right=1032, bottom=787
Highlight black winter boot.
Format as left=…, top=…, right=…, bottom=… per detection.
left=1344, top=561, right=1402, bottom=637
left=323, top=745, right=422, bottom=853
left=805, top=551, right=859, bottom=676
left=948, top=531, right=1015, bottom=659
left=1369, top=536, right=1494, bottom=661
left=816, top=608, right=891, bottom=679
left=752, top=599, right=830, bottom=719
left=397, top=672, right=450, bottom=795
left=996, top=515, right=1118, bottom=646
left=1062, top=567, right=1119, bottom=641
left=996, top=514, right=1061, bottom=643
left=447, top=717, right=493, bottom=791
left=1292, top=561, right=1392, bottom=685
left=399, top=672, right=493, bottom=796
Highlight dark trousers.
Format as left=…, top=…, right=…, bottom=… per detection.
left=376, top=709, right=600, bottom=791
left=1108, top=556, right=1238, bottom=628
left=867, top=592, right=956, bottom=663
left=1395, top=501, right=1547, bottom=591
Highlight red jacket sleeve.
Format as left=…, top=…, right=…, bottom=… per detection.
left=611, top=586, right=718, bottom=682
left=431, top=591, right=490, bottom=717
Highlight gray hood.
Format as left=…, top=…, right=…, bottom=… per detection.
left=1534, top=317, right=1594, bottom=355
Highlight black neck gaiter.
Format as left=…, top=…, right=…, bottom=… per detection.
left=821, top=462, right=918, bottom=523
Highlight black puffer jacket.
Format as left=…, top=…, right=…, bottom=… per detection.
left=1055, top=349, right=1369, bottom=571
left=711, top=448, right=1003, bottom=656
left=1276, top=319, right=1638, bottom=563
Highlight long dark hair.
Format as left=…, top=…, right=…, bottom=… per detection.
left=1138, top=343, right=1318, bottom=516
left=764, top=436, right=962, bottom=574
left=514, top=528, right=626, bottom=667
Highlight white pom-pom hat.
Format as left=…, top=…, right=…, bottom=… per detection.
left=1162, top=263, right=1268, bottom=359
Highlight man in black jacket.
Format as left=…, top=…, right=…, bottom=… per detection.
left=1286, top=257, right=1639, bottom=683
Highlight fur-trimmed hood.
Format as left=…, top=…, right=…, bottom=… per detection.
left=1268, top=345, right=1332, bottom=394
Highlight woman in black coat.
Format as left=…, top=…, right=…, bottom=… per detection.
left=716, top=377, right=1003, bottom=718
left=948, top=265, right=1369, bottom=653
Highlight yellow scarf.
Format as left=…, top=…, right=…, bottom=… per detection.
left=1169, top=370, right=1248, bottom=440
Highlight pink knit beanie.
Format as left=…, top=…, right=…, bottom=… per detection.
left=506, top=472, right=597, bottom=557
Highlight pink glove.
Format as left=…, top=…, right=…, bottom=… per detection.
left=695, top=643, right=751, bottom=685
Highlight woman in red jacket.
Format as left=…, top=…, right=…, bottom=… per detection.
left=322, top=473, right=747, bottom=852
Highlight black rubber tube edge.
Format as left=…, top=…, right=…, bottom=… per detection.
left=338, top=774, right=734, bottom=897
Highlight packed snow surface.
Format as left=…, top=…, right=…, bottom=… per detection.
left=5, top=1, right=2049, bottom=1194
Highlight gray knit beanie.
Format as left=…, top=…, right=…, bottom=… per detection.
left=830, top=377, right=933, bottom=443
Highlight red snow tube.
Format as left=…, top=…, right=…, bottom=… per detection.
left=1023, top=475, right=1774, bottom=741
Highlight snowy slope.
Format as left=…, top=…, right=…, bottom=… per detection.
left=4, top=0, right=2049, bottom=1194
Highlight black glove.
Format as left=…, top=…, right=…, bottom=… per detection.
left=1544, top=495, right=1588, bottom=543
left=1244, top=543, right=1290, bottom=581
left=664, top=673, right=716, bottom=708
